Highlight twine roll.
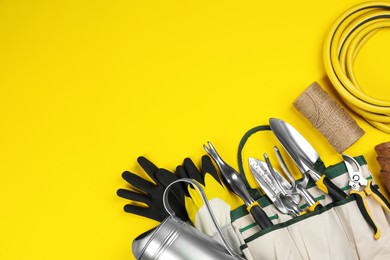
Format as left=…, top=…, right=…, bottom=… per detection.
left=293, top=82, right=365, bottom=153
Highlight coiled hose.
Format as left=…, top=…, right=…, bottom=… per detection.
left=323, top=1, right=390, bottom=133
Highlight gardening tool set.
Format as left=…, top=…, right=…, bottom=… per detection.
left=117, top=117, right=390, bottom=259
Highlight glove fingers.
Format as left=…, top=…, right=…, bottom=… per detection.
left=183, top=158, right=204, bottom=185
left=117, top=188, right=152, bottom=206
left=155, top=168, right=186, bottom=199
left=137, top=156, right=159, bottom=183
left=201, top=155, right=221, bottom=184
left=121, top=171, right=155, bottom=191
left=176, top=165, right=189, bottom=179
left=123, top=204, right=167, bottom=222
left=155, top=168, right=177, bottom=187
left=175, top=165, right=191, bottom=197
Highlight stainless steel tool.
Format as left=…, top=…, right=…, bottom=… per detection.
left=249, top=157, right=302, bottom=217
left=262, top=154, right=300, bottom=205
left=269, top=118, right=348, bottom=202
left=132, top=178, right=245, bottom=260
left=204, top=142, right=273, bottom=229
left=263, top=154, right=302, bottom=216
left=274, top=146, right=322, bottom=212
left=249, top=157, right=289, bottom=215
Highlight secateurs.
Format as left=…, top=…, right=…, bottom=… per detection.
left=343, top=154, right=390, bottom=240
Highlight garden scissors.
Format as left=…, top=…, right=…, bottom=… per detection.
left=343, top=154, right=390, bottom=240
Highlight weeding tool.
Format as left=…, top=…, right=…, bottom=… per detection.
left=204, top=142, right=273, bottom=229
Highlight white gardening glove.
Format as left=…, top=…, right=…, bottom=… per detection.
left=176, top=156, right=243, bottom=254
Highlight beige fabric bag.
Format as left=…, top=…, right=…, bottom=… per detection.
left=229, top=156, right=390, bottom=260
left=331, top=162, right=390, bottom=259
left=231, top=204, right=357, bottom=260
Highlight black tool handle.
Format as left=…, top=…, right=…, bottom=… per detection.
left=370, top=183, right=390, bottom=210
left=352, top=193, right=380, bottom=239
left=318, top=176, right=348, bottom=202
left=249, top=205, right=273, bottom=229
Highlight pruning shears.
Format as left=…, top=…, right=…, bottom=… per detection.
left=343, top=154, right=390, bottom=240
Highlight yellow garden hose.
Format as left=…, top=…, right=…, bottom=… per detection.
left=323, top=1, right=390, bottom=133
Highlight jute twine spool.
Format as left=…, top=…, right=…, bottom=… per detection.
left=375, top=142, right=390, bottom=194
left=293, top=82, right=365, bottom=153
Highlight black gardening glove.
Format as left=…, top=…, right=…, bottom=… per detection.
left=174, top=155, right=222, bottom=187
left=117, top=156, right=188, bottom=222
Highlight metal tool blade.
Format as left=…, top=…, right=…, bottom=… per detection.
left=270, top=118, right=348, bottom=202
left=249, top=157, right=302, bottom=217
left=249, top=157, right=282, bottom=197
left=342, top=154, right=367, bottom=189
left=204, top=142, right=254, bottom=204
left=269, top=118, right=319, bottom=165
left=269, top=118, right=321, bottom=181
left=249, top=158, right=288, bottom=215
left=204, top=142, right=273, bottom=229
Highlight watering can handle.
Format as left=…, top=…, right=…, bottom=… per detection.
left=163, top=178, right=245, bottom=260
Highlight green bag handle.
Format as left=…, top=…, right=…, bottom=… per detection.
left=237, top=125, right=271, bottom=200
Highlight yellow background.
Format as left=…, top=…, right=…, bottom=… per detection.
left=1, top=0, right=390, bottom=259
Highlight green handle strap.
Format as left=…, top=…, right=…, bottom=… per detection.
left=237, top=125, right=271, bottom=200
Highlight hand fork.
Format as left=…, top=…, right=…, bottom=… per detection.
left=262, top=153, right=303, bottom=217
left=274, top=146, right=322, bottom=212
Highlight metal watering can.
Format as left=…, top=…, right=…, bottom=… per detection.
left=132, top=178, right=245, bottom=260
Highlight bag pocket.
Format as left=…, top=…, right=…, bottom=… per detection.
left=231, top=204, right=357, bottom=260
left=287, top=206, right=357, bottom=260
left=236, top=223, right=304, bottom=260
left=321, top=157, right=390, bottom=258
left=334, top=196, right=390, bottom=259
left=230, top=199, right=299, bottom=260
left=235, top=135, right=390, bottom=259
